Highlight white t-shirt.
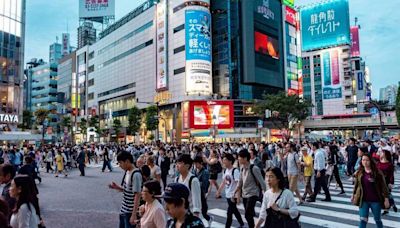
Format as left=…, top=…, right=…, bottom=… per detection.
left=258, top=189, right=299, bottom=220
left=223, top=167, right=240, bottom=198
left=10, top=203, right=40, bottom=228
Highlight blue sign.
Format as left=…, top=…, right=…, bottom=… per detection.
left=323, top=87, right=342, bottom=99
left=369, top=107, right=379, bottom=116
left=258, top=120, right=263, bottom=129
left=300, top=0, right=351, bottom=51
left=357, top=72, right=363, bottom=90
left=185, top=10, right=211, bottom=61
left=323, top=52, right=331, bottom=86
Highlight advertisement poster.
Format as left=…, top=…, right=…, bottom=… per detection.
left=285, top=6, right=297, bottom=26
left=62, top=33, right=70, bottom=56
left=79, top=0, right=115, bottom=19
left=323, top=52, right=331, bottom=86
left=331, top=49, right=339, bottom=85
left=189, top=100, right=234, bottom=129
left=156, top=0, right=168, bottom=90
left=323, top=86, right=342, bottom=99
left=185, top=10, right=212, bottom=94
left=300, top=0, right=350, bottom=51
left=350, top=26, right=360, bottom=57
left=357, top=72, right=363, bottom=90
left=255, top=31, right=279, bottom=59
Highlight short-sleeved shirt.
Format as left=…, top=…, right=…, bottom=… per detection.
left=166, top=212, right=205, bottom=228
left=287, top=152, right=300, bottom=176
left=302, top=155, right=313, bottom=177
left=120, top=169, right=142, bottom=214
left=223, top=167, right=240, bottom=198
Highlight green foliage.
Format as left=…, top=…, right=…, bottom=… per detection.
left=113, top=118, right=122, bottom=137
left=254, top=91, right=312, bottom=130
left=148, top=134, right=155, bottom=141
left=145, top=105, right=159, bottom=131
left=127, top=106, right=142, bottom=135
left=18, top=110, right=33, bottom=130
left=61, top=116, right=72, bottom=132
left=89, top=115, right=101, bottom=134
left=80, top=118, right=88, bottom=135
left=34, top=108, right=49, bottom=126
left=396, top=86, right=400, bottom=127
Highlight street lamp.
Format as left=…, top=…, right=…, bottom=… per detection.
left=358, top=100, right=384, bottom=135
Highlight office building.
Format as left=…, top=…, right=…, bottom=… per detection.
left=77, top=21, right=97, bottom=49
left=0, top=0, right=26, bottom=126
left=379, top=85, right=398, bottom=106
left=49, top=42, right=62, bottom=64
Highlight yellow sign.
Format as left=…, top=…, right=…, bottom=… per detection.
left=154, top=91, right=172, bottom=104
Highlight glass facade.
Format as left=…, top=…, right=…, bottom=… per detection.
left=99, top=95, right=136, bottom=129
left=0, top=0, right=25, bottom=117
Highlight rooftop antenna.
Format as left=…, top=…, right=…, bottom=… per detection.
left=354, top=17, right=361, bottom=29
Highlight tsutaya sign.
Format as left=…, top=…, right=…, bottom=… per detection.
left=0, top=114, right=19, bottom=123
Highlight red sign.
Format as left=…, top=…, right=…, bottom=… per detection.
left=288, top=89, right=298, bottom=95
left=350, top=26, right=360, bottom=57
left=285, top=6, right=296, bottom=26
left=189, top=100, right=234, bottom=130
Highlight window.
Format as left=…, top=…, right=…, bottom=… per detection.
left=88, top=65, right=95, bottom=73
left=173, top=67, right=185, bottom=75
left=88, top=93, right=94, bottom=100
left=173, top=24, right=184, bottom=33
left=173, top=45, right=185, bottom=54
left=88, top=51, right=94, bottom=60
left=98, top=83, right=136, bottom=98
left=88, top=79, right=94, bottom=87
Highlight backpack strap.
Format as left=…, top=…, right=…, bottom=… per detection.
left=249, top=164, right=261, bottom=191
left=188, top=175, right=196, bottom=191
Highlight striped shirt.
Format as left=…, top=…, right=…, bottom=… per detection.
left=120, top=169, right=142, bottom=214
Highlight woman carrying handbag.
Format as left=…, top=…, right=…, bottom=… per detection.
left=352, top=153, right=390, bottom=228
left=255, top=167, right=300, bottom=228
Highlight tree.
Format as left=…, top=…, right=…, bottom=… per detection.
left=145, top=105, right=159, bottom=131
left=254, top=91, right=312, bottom=141
left=34, top=108, right=49, bottom=142
left=89, top=115, right=101, bottom=135
left=127, top=106, right=142, bottom=136
left=113, top=118, right=122, bottom=141
left=80, top=118, right=88, bottom=142
left=396, top=86, right=400, bottom=127
left=18, top=110, right=33, bottom=131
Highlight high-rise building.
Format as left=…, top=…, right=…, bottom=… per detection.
left=24, top=58, right=45, bottom=111
left=49, top=42, right=62, bottom=64
left=77, top=21, right=96, bottom=49
left=0, top=0, right=26, bottom=127
left=57, top=51, right=76, bottom=116
left=379, top=85, right=398, bottom=106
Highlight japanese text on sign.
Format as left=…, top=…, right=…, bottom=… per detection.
left=186, top=10, right=211, bottom=61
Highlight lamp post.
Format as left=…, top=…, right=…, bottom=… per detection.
left=358, top=100, right=384, bottom=136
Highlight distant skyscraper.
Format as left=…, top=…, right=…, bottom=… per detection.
left=0, top=0, right=26, bottom=126
left=77, top=21, right=96, bottom=48
left=49, top=41, right=62, bottom=64
left=379, top=85, right=398, bottom=106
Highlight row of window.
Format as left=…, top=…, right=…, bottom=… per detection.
left=173, top=24, right=184, bottom=33
left=173, top=1, right=209, bottom=13
left=173, top=67, right=185, bottom=75
left=97, top=21, right=153, bottom=56
left=97, top=39, right=153, bottom=69
left=98, top=82, right=136, bottom=98
left=173, top=45, right=185, bottom=54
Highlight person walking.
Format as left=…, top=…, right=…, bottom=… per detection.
left=206, top=150, right=222, bottom=198
left=328, top=145, right=345, bottom=194
left=54, top=151, right=67, bottom=178
left=352, top=153, right=390, bottom=228
left=156, top=147, right=170, bottom=189
left=255, top=167, right=300, bottom=228
left=9, top=175, right=42, bottom=228
left=77, top=147, right=86, bottom=177
left=139, top=180, right=166, bottom=228
left=216, top=153, right=245, bottom=228
left=307, top=142, right=331, bottom=202
left=285, top=143, right=304, bottom=204
left=346, top=138, right=359, bottom=177
left=377, top=150, right=397, bottom=215
left=300, top=147, right=313, bottom=201
left=102, top=147, right=113, bottom=172
left=235, top=149, right=266, bottom=228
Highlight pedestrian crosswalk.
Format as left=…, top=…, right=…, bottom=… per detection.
left=207, top=171, right=400, bottom=228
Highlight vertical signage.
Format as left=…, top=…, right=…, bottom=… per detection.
left=62, top=33, right=70, bottom=56
left=350, top=26, right=360, bottom=57
left=285, top=6, right=296, bottom=26
left=323, top=52, right=331, bottom=86
left=357, top=72, right=363, bottom=90
left=331, top=49, right=339, bottom=85
left=185, top=10, right=212, bottom=95
left=156, top=0, right=168, bottom=90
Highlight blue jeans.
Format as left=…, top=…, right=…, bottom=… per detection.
left=119, top=213, right=135, bottom=228
left=359, top=201, right=383, bottom=228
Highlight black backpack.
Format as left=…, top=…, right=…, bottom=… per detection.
left=249, top=164, right=264, bottom=202
left=175, top=175, right=208, bottom=213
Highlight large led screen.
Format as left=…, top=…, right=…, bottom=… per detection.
left=189, top=100, right=234, bottom=129
left=254, top=31, right=279, bottom=59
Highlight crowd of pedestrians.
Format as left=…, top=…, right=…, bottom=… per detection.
left=0, top=137, right=399, bottom=228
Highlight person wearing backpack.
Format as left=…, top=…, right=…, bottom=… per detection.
left=235, top=149, right=266, bottom=228
left=193, top=156, right=213, bottom=227
left=174, top=154, right=204, bottom=223
left=109, top=152, right=142, bottom=228
left=216, top=153, right=245, bottom=228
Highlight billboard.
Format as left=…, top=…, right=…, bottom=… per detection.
left=255, top=31, right=279, bottom=59
left=156, top=0, right=168, bottom=90
left=285, top=6, right=297, bottom=26
left=357, top=72, right=363, bottom=90
left=62, top=33, right=70, bottom=56
left=185, top=10, right=212, bottom=95
left=350, top=26, right=360, bottom=57
left=188, top=100, right=234, bottom=129
left=300, top=0, right=351, bottom=52
left=79, top=0, right=115, bottom=19
left=322, top=49, right=342, bottom=99
left=283, top=0, right=295, bottom=8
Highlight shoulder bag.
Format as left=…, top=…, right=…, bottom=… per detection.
left=264, top=189, right=301, bottom=228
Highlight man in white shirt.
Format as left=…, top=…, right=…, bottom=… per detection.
left=307, top=142, right=331, bottom=202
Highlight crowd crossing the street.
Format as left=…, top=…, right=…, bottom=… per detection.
left=0, top=138, right=399, bottom=228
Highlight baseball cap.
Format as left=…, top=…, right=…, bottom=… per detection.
left=162, top=183, right=190, bottom=200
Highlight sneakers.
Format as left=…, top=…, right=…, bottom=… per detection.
left=337, top=191, right=345, bottom=195
left=322, top=198, right=332, bottom=202
left=207, top=215, right=214, bottom=228
left=382, top=211, right=389, bottom=216
left=394, top=205, right=398, bottom=213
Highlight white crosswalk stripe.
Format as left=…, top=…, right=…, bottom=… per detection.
left=208, top=176, right=400, bottom=228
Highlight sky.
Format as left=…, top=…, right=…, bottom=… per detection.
left=25, top=0, right=400, bottom=99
